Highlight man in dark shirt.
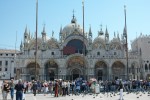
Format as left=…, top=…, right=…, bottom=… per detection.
left=32, top=81, right=38, bottom=96
left=15, top=79, right=24, bottom=100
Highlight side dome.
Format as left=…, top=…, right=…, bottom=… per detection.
left=93, top=28, right=106, bottom=49
left=93, top=26, right=105, bottom=43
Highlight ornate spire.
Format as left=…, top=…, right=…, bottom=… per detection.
left=43, top=24, right=46, bottom=33
left=117, top=32, right=120, bottom=39
left=29, top=30, right=31, bottom=39
left=105, top=26, right=109, bottom=36
left=24, top=25, right=28, bottom=35
left=98, top=24, right=104, bottom=36
left=89, top=25, right=92, bottom=37
left=42, top=24, right=46, bottom=35
left=117, top=32, right=120, bottom=41
left=52, top=31, right=54, bottom=37
left=59, top=25, right=63, bottom=36
left=114, top=32, right=116, bottom=38
left=20, top=40, right=23, bottom=51
left=71, top=9, right=77, bottom=23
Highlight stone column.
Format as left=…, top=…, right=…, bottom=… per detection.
left=108, top=65, right=112, bottom=80
left=125, top=63, right=127, bottom=79
left=11, top=61, right=14, bottom=78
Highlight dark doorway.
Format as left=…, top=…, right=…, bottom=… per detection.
left=115, top=76, right=118, bottom=80
left=98, top=70, right=103, bottom=81
left=45, top=60, right=58, bottom=81
left=72, top=69, right=81, bottom=80
left=49, top=71, right=55, bottom=81
left=31, top=77, right=35, bottom=80
left=73, top=74, right=79, bottom=80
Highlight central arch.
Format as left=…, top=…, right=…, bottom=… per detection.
left=112, top=61, right=125, bottom=80
left=67, top=56, right=86, bottom=80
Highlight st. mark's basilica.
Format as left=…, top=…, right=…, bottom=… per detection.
left=13, top=10, right=150, bottom=81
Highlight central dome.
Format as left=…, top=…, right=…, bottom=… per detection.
left=62, top=16, right=83, bottom=39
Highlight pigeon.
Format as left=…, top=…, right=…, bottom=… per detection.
left=139, top=94, right=142, bottom=96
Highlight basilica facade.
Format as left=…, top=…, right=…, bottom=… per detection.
left=15, top=15, right=147, bottom=81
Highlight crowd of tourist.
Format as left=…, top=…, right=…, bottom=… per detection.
left=1, top=78, right=150, bottom=100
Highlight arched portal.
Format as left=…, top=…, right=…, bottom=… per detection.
left=26, top=62, right=40, bottom=80
left=95, top=61, right=107, bottom=81
left=45, top=60, right=58, bottom=81
left=112, top=61, right=125, bottom=80
left=67, top=56, right=85, bottom=80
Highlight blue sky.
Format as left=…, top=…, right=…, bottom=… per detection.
left=0, top=0, right=150, bottom=50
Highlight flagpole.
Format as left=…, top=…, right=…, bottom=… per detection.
left=124, top=5, right=129, bottom=80
left=82, top=0, right=85, bottom=79
left=35, top=0, right=38, bottom=80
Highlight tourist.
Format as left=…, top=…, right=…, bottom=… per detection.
left=54, top=80, right=59, bottom=97
left=118, top=81, right=124, bottom=100
left=9, top=79, right=15, bottom=100
left=31, top=80, right=38, bottom=96
left=43, top=80, right=48, bottom=96
left=15, top=79, right=24, bottom=100
left=1, top=80, right=10, bottom=100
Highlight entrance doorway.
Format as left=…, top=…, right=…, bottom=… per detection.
left=49, top=70, right=55, bottom=81
left=71, top=69, right=81, bottom=80
left=115, top=76, right=118, bottom=80
left=31, top=76, right=35, bottom=80
left=73, top=74, right=79, bottom=80
left=98, top=70, right=103, bottom=81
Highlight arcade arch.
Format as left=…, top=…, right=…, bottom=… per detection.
left=44, top=60, right=58, bottom=81
left=26, top=62, right=40, bottom=80
left=95, top=61, right=108, bottom=81
left=112, top=61, right=125, bottom=80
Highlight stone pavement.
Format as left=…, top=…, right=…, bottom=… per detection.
left=0, top=92, right=150, bottom=100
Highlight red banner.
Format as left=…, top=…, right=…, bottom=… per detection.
left=63, top=46, right=76, bottom=55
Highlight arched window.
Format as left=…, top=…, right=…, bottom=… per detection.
left=145, top=64, right=148, bottom=72
left=97, top=52, right=100, bottom=56
left=132, top=65, right=134, bottom=74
